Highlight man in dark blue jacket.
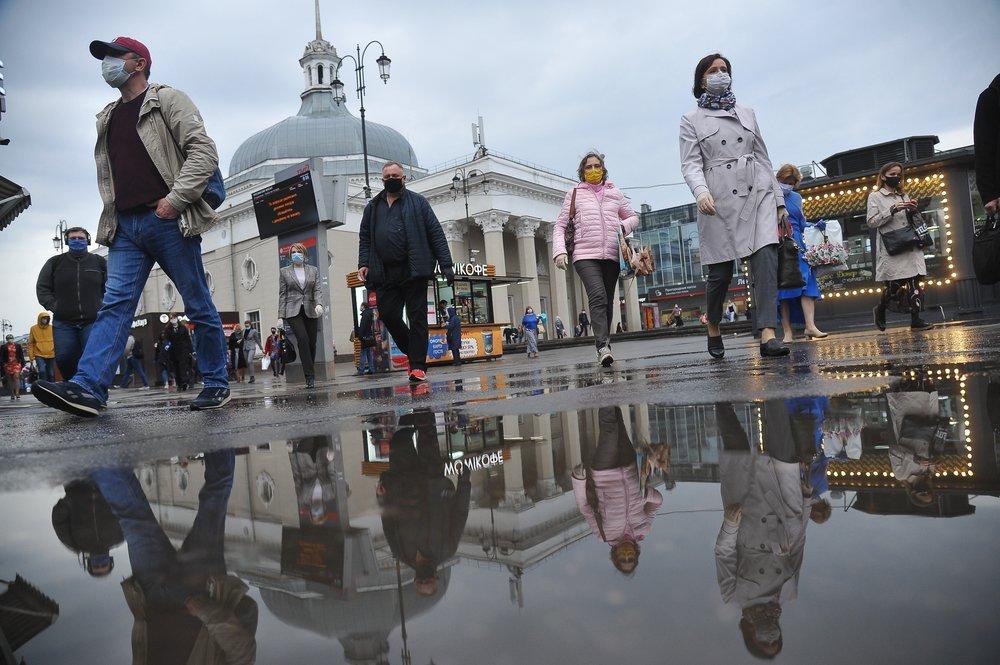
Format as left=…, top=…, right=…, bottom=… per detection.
left=357, top=162, right=453, bottom=383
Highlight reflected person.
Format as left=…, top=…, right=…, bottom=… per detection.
left=378, top=410, right=471, bottom=596
left=51, top=479, right=124, bottom=578
left=714, top=402, right=810, bottom=659
left=91, top=450, right=257, bottom=664
left=887, top=383, right=942, bottom=508
left=573, top=406, right=666, bottom=576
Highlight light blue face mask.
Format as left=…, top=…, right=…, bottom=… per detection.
left=705, top=71, right=731, bottom=95
left=102, top=56, right=133, bottom=88
left=290, top=252, right=305, bottom=264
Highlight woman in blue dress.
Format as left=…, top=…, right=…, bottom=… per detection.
left=776, top=164, right=828, bottom=342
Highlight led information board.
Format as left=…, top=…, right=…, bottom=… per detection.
left=253, top=171, right=321, bottom=239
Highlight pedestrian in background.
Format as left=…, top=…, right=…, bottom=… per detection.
left=974, top=73, right=1000, bottom=217
left=3, top=334, right=26, bottom=401
left=775, top=164, right=828, bottom=343
left=552, top=152, right=640, bottom=367
left=522, top=306, right=540, bottom=359
left=117, top=336, right=150, bottom=389
left=154, top=330, right=172, bottom=388
left=446, top=306, right=462, bottom=366
left=672, top=303, right=684, bottom=327
left=28, top=312, right=56, bottom=382
left=680, top=53, right=789, bottom=359
left=278, top=242, right=324, bottom=388
left=358, top=162, right=455, bottom=383
left=241, top=320, right=260, bottom=384
left=165, top=315, right=194, bottom=390
left=33, top=37, right=230, bottom=416
left=357, top=303, right=378, bottom=375
left=228, top=328, right=245, bottom=383
left=578, top=310, right=590, bottom=337
left=555, top=316, right=565, bottom=339
left=867, top=162, right=933, bottom=332
left=35, top=227, right=107, bottom=380
left=264, top=327, right=283, bottom=379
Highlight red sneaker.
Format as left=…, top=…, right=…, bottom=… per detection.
left=408, top=369, right=427, bottom=382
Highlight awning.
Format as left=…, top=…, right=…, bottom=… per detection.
left=0, top=174, right=31, bottom=232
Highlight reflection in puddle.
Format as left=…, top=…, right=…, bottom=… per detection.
left=4, top=368, right=999, bottom=663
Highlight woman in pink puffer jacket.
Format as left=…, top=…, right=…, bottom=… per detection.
left=552, top=152, right=640, bottom=367
left=572, top=406, right=665, bottom=576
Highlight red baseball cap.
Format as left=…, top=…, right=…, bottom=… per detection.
left=89, top=37, right=151, bottom=69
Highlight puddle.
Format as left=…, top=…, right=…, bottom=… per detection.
left=2, top=365, right=999, bottom=663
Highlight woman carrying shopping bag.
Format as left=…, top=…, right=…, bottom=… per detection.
left=552, top=152, right=640, bottom=367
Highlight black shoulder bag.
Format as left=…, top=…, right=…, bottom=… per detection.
left=973, top=213, right=1000, bottom=285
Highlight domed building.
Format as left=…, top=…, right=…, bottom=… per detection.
left=129, top=2, right=641, bottom=379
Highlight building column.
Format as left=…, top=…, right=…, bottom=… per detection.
left=561, top=410, right=582, bottom=481
left=474, top=211, right=510, bottom=323
left=440, top=220, right=468, bottom=265
left=532, top=413, right=560, bottom=498
left=544, top=223, right=572, bottom=336
left=623, top=278, right=642, bottom=331
left=500, top=414, right=530, bottom=509
left=514, top=217, right=541, bottom=314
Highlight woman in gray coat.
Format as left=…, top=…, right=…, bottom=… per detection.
left=867, top=162, right=933, bottom=331
left=278, top=242, right=325, bottom=388
left=680, top=53, right=790, bottom=359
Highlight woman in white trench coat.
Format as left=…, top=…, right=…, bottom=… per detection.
left=680, top=53, right=790, bottom=359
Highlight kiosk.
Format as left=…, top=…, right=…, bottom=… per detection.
left=345, top=263, right=518, bottom=370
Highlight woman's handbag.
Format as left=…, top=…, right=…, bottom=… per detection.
left=565, top=189, right=577, bottom=256
left=879, top=202, right=932, bottom=256
left=777, top=222, right=806, bottom=290
left=972, top=213, right=1000, bottom=285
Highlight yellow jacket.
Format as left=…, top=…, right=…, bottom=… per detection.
left=28, top=312, right=55, bottom=359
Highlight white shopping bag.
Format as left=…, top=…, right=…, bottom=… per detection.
left=803, top=220, right=844, bottom=248
left=261, top=355, right=271, bottom=371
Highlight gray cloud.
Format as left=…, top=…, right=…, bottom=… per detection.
left=1, top=0, right=995, bottom=333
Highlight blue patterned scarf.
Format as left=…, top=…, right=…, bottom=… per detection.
left=698, top=89, right=736, bottom=111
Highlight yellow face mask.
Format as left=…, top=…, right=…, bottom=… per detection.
left=584, top=168, right=604, bottom=185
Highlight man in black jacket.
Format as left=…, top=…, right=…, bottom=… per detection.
left=975, top=73, right=1000, bottom=217
left=35, top=227, right=108, bottom=379
left=164, top=315, right=194, bottom=390
left=357, top=162, right=454, bottom=383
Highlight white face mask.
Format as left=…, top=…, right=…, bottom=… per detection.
left=704, top=71, right=731, bottom=96
left=102, top=56, right=133, bottom=88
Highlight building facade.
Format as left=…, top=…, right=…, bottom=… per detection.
left=638, top=136, right=997, bottom=327
left=118, top=10, right=642, bottom=355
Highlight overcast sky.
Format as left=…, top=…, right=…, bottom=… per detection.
left=0, top=0, right=997, bottom=334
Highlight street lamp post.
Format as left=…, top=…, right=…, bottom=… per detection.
left=52, top=218, right=68, bottom=254
left=331, top=41, right=392, bottom=200
left=449, top=167, right=488, bottom=223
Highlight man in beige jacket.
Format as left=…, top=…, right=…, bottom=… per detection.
left=33, top=36, right=231, bottom=417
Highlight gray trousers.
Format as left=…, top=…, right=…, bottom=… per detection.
left=243, top=346, right=255, bottom=378
left=574, top=259, right=619, bottom=350
left=705, top=245, right=778, bottom=332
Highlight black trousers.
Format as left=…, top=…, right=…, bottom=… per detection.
left=169, top=354, right=190, bottom=389
left=574, top=259, right=619, bottom=350
left=591, top=406, right=635, bottom=470
left=705, top=246, right=778, bottom=331
left=377, top=279, right=430, bottom=371
left=287, top=308, right=318, bottom=380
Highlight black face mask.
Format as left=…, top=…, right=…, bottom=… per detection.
left=884, top=175, right=901, bottom=188
left=383, top=177, right=404, bottom=194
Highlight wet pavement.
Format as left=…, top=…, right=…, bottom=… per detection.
left=1, top=322, right=1000, bottom=663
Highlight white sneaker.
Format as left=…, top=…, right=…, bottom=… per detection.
left=597, top=346, right=614, bottom=367
left=139, top=386, right=150, bottom=390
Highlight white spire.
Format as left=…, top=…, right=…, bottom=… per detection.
left=315, top=0, right=322, bottom=40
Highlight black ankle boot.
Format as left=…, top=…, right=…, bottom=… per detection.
left=873, top=303, right=887, bottom=332
left=707, top=335, right=725, bottom=359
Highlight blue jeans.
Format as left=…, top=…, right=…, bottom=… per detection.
left=359, top=347, right=375, bottom=374
left=72, top=209, right=228, bottom=402
left=34, top=356, right=55, bottom=382
left=52, top=320, right=94, bottom=380
left=90, top=449, right=235, bottom=606
left=118, top=356, right=149, bottom=387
